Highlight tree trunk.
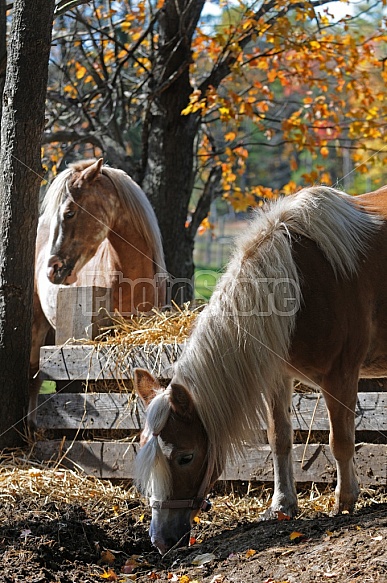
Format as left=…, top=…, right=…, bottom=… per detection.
left=0, top=0, right=6, bottom=131
left=141, top=0, right=205, bottom=302
left=0, top=0, right=55, bottom=447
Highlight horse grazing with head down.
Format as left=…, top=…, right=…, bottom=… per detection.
left=134, top=184, right=387, bottom=554
left=29, top=158, right=166, bottom=428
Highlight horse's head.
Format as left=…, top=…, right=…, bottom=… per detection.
left=46, top=158, right=114, bottom=285
left=133, top=369, right=216, bottom=555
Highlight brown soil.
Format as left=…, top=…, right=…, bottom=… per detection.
left=0, top=468, right=386, bottom=583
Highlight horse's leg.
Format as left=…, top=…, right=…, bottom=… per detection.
left=29, top=293, right=51, bottom=432
left=264, top=377, right=298, bottom=518
left=321, top=372, right=360, bottom=513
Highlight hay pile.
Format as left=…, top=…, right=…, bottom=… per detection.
left=93, top=302, right=203, bottom=347
left=1, top=450, right=385, bottom=524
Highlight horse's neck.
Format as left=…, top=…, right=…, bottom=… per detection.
left=77, top=217, right=158, bottom=314
left=108, top=216, right=156, bottom=278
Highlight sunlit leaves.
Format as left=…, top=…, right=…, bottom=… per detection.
left=45, top=0, right=387, bottom=219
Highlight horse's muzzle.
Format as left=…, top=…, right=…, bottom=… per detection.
left=47, top=255, right=75, bottom=285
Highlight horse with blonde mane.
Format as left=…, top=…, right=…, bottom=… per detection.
left=29, top=158, right=166, bottom=428
left=134, top=184, right=387, bottom=554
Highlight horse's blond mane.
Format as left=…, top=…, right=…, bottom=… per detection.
left=135, top=390, right=172, bottom=499
left=40, top=161, right=166, bottom=275
left=168, top=186, right=383, bottom=474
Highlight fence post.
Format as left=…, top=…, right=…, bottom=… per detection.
left=55, top=286, right=112, bottom=344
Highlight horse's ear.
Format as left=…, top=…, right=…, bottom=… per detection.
left=169, top=383, right=195, bottom=419
left=81, top=158, right=104, bottom=183
left=133, top=368, right=161, bottom=406
left=73, top=158, right=104, bottom=188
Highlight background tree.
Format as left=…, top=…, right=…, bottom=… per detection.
left=0, top=0, right=55, bottom=446
left=42, top=0, right=387, bottom=299
left=0, top=0, right=6, bottom=129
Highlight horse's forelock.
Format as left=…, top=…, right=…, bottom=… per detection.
left=135, top=390, right=172, bottom=500
left=40, top=168, right=73, bottom=221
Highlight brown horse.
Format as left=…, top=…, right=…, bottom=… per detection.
left=133, top=184, right=387, bottom=554
left=29, top=158, right=166, bottom=428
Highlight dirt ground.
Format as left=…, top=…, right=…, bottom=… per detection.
left=0, top=465, right=386, bottom=583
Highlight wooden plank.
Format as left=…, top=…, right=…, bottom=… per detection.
left=34, top=440, right=137, bottom=480
left=36, top=392, right=387, bottom=433
left=292, top=392, right=387, bottom=432
left=222, top=443, right=387, bottom=485
left=36, top=393, right=145, bottom=430
left=56, top=286, right=112, bottom=344
left=39, top=343, right=183, bottom=381
left=33, top=441, right=387, bottom=485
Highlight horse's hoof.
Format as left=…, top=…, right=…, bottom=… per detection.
left=260, top=505, right=298, bottom=521
left=331, top=501, right=356, bottom=516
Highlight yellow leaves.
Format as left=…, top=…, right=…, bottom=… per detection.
left=309, top=40, right=321, bottom=50
left=75, top=64, right=87, bottom=80
left=257, top=59, right=269, bottom=71
left=197, top=218, right=213, bottom=236
left=179, top=576, right=191, bottom=583
left=181, top=90, right=206, bottom=116
left=320, top=146, right=329, bottom=158
left=99, top=569, right=118, bottom=581
left=282, top=182, right=298, bottom=196
left=357, top=164, right=369, bottom=175
left=245, top=548, right=256, bottom=558
left=219, top=106, right=232, bottom=122
left=267, top=69, right=277, bottom=83
left=63, top=83, right=77, bottom=98
left=225, top=131, right=236, bottom=142
left=289, top=531, right=304, bottom=542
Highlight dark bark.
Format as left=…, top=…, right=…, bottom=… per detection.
left=141, top=0, right=205, bottom=301
left=0, top=0, right=55, bottom=447
left=0, top=0, right=6, bottom=130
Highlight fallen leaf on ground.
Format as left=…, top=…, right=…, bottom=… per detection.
left=289, top=531, right=304, bottom=542
left=277, top=511, right=291, bottom=521
left=99, top=569, right=118, bottom=581
left=100, top=550, right=115, bottom=564
left=245, top=549, right=256, bottom=558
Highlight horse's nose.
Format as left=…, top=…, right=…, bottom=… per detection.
left=47, top=255, right=63, bottom=282
left=152, top=538, right=170, bottom=555
left=152, top=536, right=185, bottom=555
left=151, top=532, right=190, bottom=555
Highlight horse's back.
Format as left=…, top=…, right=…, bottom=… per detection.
left=355, top=184, right=387, bottom=217
left=289, top=195, right=387, bottom=383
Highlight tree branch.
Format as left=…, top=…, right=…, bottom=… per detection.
left=54, top=0, right=91, bottom=18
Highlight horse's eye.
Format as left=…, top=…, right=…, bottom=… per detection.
left=65, top=210, right=75, bottom=219
left=178, top=454, right=193, bottom=466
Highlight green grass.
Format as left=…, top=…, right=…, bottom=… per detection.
left=194, top=267, right=222, bottom=301
left=40, top=380, right=56, bottom=394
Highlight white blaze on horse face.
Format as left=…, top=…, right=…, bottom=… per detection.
left=46, top=198, right=110, bottom=284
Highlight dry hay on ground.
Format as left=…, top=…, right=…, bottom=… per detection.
left=0, top=452, right=386, bottom=582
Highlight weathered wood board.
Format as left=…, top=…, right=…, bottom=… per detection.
left=33, top=440, right=387, bottom=485
left=39, top=344, right=183, bottom=380
left=36, top=392, right=387, bottom=433
left=34, top=391, right=387, bottom=484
